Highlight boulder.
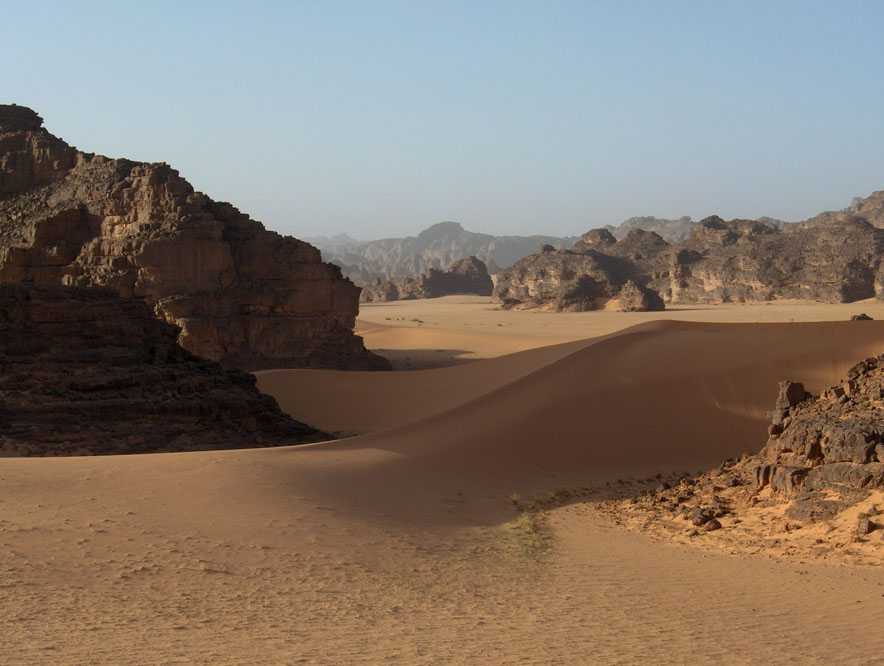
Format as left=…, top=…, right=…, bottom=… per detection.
left=617, top=280, right=665, bottom=312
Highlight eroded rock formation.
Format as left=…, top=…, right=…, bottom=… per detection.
left=494, top=241, right=665, bottom=312
left=756, top=358, right=884, bottom=496
left=0, top=284, right=327, bottom=456
left=494, top=213, right=884, bottom=310
left=360, top=256, right=493, bottom=302
left=0, top=104, right=389, bottom=370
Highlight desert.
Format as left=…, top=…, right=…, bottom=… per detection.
left=2, top=292, right=883, bottom=662
left=5, top=3, right=884, bottom=664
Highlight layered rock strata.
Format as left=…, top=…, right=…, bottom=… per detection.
left=0, top=104, right=389, bottom=370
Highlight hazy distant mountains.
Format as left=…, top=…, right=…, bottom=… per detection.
left=603, top=215, right=789, bottom=244
left=307, top=222, right=578, bottom=281
left=308, top=204, right=866, bottom=284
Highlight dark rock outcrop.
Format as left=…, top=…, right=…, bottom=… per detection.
left=494, top=210, right=884, bottom=310
left=361, top=256, right=493, bottom=302
left=0, top=104, right=389, bottom=371
left=756, top=356, right=884, bottom=496
left=0, top=284, right=327, bottom=456
left=420, top=256, right=494, bottom=298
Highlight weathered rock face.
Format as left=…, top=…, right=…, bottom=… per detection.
left=755, top=357, right=884, bottom=496
left=360, top=256, right=493, bottom=302
left=420, top=256, right=493, bottom=298
left=494, top=249, right=616, bottom=311
left=493, top=243, right=664, bottom=312
left=494, top=212, right=884, bottom=310
left=0, top=284, right=327, bottom=456
left=0, top=104, right=389, bottom=371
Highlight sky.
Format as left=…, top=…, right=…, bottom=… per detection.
left=4, top=1, right=884, bottom=239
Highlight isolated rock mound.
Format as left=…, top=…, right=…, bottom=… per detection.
left=0, top=284, right=326, bottom=456
left=756, top=357, right=884, bottom=496
left=360, top=256, right=493, bottom=302
left=0, top=104, right=389, bottom=371
left=494, top=211, right=884, bottom=310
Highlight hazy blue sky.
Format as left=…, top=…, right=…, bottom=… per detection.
left=4, top=1, right=884, bottom=238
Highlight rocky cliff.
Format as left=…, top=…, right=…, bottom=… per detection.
left=494, top=212, right=884, bottom=310
left=0, top=104, right=389, bottom=370
left=361, top=255, right=494, bottom=302
left=0, top=284, right=327, bottom=456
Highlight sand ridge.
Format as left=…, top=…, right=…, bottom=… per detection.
left=2, top=316, right=884, bottom=663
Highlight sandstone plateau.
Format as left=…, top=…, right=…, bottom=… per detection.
left=360, top=255, right=493, bottom=302
left=0, top=283, right=326, bottom=455
left=0, top=104, right=389, bottom=370
left=495, top=212, right=884, bottom=310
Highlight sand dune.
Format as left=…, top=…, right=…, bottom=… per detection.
left=3, top=318, right=884, bottom=663
left=256, top=338, right=593, bottom=433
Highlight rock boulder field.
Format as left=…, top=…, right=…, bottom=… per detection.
left=0, top=104, right=389, bottom=371
left=0, top=284, right=327, bottom=455
left=494, top=211, right=884, bottom=310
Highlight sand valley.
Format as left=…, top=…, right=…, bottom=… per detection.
left=3, top=295, right=883, bottom=663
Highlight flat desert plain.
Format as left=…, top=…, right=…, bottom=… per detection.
left=3, top=297, right=884, bottom=664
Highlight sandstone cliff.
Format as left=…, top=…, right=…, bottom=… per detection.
left=360, top=255, right=494, bottom=302
left=0, top=284, right=327, bottom=455
left=494, top=212, right=884, bottom=310
left=0, top=104, right=389, bottom=370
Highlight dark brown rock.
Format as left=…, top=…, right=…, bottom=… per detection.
left=851, top=313, right=874, bottom=321
left=0, top=104, right=389, bottom=371
left=0, top=284, right=327, bottom=456
left=360, top=255, right=493, bottom=302
left=421, top=256, right=494, bottom=298
left=703, top=518, right=722, bottom=532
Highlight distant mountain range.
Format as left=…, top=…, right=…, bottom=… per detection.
left=307, top=222, right=578, bottom=282
left=309, top=193, right=884, bottom=284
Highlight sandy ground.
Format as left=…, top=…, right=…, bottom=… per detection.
left=356, top=295, right=884, bottom=368
left=3, top=302, right=884, bottom=664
